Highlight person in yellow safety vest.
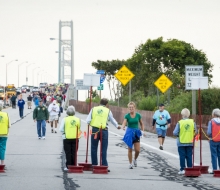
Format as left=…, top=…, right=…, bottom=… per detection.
left=0, top=102, right=10, bottom=166
left=59, top=105, right=80, bottom=171
left=173, top=108, right=197, bottom=175
left=207, top=108, right=220, bottom=174
left=86, top=98, right=121, bottom=172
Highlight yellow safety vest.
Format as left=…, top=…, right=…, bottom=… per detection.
left=90, top=106, right=110, bottom=128
left=0, top=112, right=9, bottom=135
left=179, top=119, right=194, bottom=143
left=64, top=116, right=80, bottom=139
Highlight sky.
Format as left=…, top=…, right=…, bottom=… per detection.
left=0, top=0, right=220, bottom=100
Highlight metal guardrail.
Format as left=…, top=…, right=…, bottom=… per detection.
left=64, top=84, right=77, bottom=110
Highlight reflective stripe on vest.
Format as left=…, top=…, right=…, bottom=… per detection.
left=90, top=106, right=109, bottom=128
left=211, top=120, right=220, bottom=142
left=179, top=119, right=194, bottom=143
left=64, top=116, right=80, bottom=139
left=0, top=112, right=9, bottom=135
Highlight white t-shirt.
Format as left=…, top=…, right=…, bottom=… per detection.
left=46, top=96, right=51, bottom=102
left=48, top=103, right=60, bottom=116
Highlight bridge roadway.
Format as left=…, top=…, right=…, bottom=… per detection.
left=0, top=96, right=219, bottom=190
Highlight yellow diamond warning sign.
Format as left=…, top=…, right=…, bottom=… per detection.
left=114, top=65, right=135, bottom=86
left=154, top=74, right=173, bottom=93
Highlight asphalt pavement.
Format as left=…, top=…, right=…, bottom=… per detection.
left=0, top=95, right=220, bottom=190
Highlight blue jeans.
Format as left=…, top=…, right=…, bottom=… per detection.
left=19, top=107, right=24, bottom=118
left=91, top=127, right=108, bottom=166
left=209, top=140, right=220, bottom=170
left=37, top=120, right=46, bottom=137
left=0, top=137, right=7, bottom=160
left=178, top=146, right=193, bottom=171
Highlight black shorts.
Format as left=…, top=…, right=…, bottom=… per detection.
left=133, top=135, right=140, bottom=144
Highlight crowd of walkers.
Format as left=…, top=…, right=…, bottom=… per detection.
left=0, top=95, right=220, bottom=175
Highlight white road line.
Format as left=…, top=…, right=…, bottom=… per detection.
left=81, top=119, right=179, bottom=159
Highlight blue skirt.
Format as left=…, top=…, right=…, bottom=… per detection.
left=0, top=137, right=8, bottom=160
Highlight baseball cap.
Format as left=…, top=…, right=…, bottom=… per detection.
left=39, top=99, right=43, bottom=102
left=159, top=103, right=164, bottom=107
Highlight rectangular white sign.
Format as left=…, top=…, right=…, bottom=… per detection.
left=75, top=79, right=90, bottom=90
left=83, top=73, right=100, bottom=87
left=185, top=65, right=203, bottom=90
left=191, top=77, right=208, bottom=90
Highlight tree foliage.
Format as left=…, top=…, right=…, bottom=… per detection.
left=91, top=37, right=213, bottom=102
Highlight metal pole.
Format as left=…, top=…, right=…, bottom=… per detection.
left=6, top=64, right=7, bottom=87
left=62, top=46, right=64, bottom=83
left=199, top=88, right=202, bottom=166
left=192, top=90, right=196, bottom=115
left=129, top=81, right=131, bottom=102
left=26, top=66, right=28, bottom=85
left=117, top=81, right=119, bottom=107
left=157, top=88, right=159, bottom=107
left=18, top=65, right=19, bottom=87
left=59, top=20, right=61, bottom=83
left=33, top=68, right=37, bottom=86
left=32, top=70, right=34, bottom=86
left=5, top=64, right=7, bottom=106
left=71, top=20, right=74, bottom=85
left=26, top=63, right=34, bottom=85
left=168, top=88, right=170, bottom=104
left=89, top=86, right=92, bottom=112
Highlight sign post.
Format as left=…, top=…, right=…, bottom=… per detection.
left=185, top=65, right=204, bottom=115
left=114, top=65, right=135, bottom=102
left=154, top=74, right=173, bottom=106
left=78, top=73, right=100, bottom=171
left=190, top=77, right=209, bottom=174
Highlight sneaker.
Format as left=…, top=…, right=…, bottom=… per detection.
left=159, top=146, right=163, bottom=150
left=129, top=164, right=133, bottom=169
left=51, top=129, right=54, bottom=133
left=178, top=170, right=185, bottom=175
left=55, top=131, right=57, bottom=133
left=64, top=167, right=68, bottom=171
left=133, top=160, right=137, bottom=167
left=38, top=137, right=41, bottom=139
left=42, top=136, right=45, bottom=140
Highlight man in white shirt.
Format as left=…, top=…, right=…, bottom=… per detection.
left=48, top=100, right=60, bottom=133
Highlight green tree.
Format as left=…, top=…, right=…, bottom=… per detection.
left=91, top=37, right=213, bottom=101
left=123, top=37, right=213, bottom=97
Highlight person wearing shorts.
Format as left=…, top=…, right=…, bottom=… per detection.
left=152, top=103, right=171, bottom=150
left=27, top=95, right=32, bottom=109
left=122, top=102, right=144, bottom=169
left=48, top=100, right=60, bottom=133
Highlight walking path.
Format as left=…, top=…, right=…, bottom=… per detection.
left=0, top=98, right=219, bottom=190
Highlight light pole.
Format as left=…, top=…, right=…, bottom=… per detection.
left=41, top=71, right=47, bottom=83
left=37, top=70, right=43, bottom=86
left=32, top=67, right=40, bottom=86
left=26, top=63, right=34, bottom=85
left=5, top=59, right=18, bottom=105
left=18, top=61, right=28, bottom=87
left=6, top=59, right=18, bottom=86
